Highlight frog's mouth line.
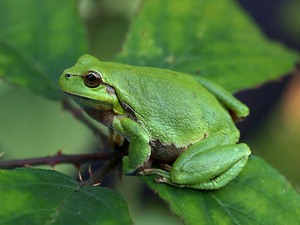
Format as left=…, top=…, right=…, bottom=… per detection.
left=63, top=92, right=111, bottom=107
left=62, top=91, right=93, bottom=101
left=62, top=91, right=118, bottom=113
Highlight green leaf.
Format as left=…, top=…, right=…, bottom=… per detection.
left=116, top=0, right=299, bottom=93
left=142, top=156, right=300, bottom=225
left=0, top=168, right=132, bottom=225
left=0, top=0, right=87, bottom=99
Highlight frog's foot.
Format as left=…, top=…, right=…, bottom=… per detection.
left=155, top=176, right=185, bottom=188
left=122, top=156, right=140, bottom=175
left=140, top=142, right=251, bottom=190
left=138, top=168, right=170, bottom=177
left=158, top=163, right=172, bottom=171
left=138, top=168, right=185, bottom=188
left=123, top=156, right=154, bottom=175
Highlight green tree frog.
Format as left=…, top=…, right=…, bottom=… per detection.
left=59, top=54, right=251, bottom=190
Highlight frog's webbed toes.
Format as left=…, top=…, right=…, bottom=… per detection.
left=138, top=168, right=184, bottom=187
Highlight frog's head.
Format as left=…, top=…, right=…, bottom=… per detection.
left=59, top=54, right=123, bottom=113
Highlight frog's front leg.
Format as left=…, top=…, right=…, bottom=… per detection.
left=112, top=117, right=151, bottom=175
left=142, top=134, right=251, bottom=190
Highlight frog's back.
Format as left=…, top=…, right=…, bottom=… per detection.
left=102, top=62, right=238, bottom=146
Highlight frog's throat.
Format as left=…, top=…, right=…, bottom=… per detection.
left=64, top=92, right=122, bottom=127
left=84, top=106, right=117, bottom=127
left=64, top=92, right=112, bottom=110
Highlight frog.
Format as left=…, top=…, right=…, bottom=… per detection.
left=58, top=54, right=251, bottom=190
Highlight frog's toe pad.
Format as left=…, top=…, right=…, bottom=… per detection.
left=155, top=176, right=167, bottom=183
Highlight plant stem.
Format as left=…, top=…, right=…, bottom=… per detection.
left=83, top=142, right=129, bottom=185
left=83, top=153, right=124, bottom=186
left=0, top=151, right=111, bottom=169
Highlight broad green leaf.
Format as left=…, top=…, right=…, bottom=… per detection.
left=117, top=0, right=299, bottom=93
left=0, top=0, right=87, bottom=99
left=142, top=156, right=300, bottom=225
left=0, top=168, right=132, bottom=225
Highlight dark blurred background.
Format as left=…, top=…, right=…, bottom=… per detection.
left=236, top=0, right=300, bottom=188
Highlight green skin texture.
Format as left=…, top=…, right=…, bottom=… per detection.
left=59, top=54, right=251, bottom=190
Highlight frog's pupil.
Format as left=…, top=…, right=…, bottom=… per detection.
left=87, top=73, right=97, bottom=82
left=83, top=71, right=102, bottom=88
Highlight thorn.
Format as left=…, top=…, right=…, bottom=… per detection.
left=56, top=150, right=63, bottom=156
left=0, top=152, right=4, bottom=158
left=92, top=183, right=101, bottom=187
left=78, top=170, right=84, bottom=183
left=88, top=165, right=93, bottom=178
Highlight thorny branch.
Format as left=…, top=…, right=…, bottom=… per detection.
left=83, top=146, right=128, bottom=186
left=0, top=98, right=129, bottom=184
left=0, top=151, right=111, bottom=169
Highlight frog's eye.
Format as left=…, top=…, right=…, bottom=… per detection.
left=83, top=71, right=103, bottom=88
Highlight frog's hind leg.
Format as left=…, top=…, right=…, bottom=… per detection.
left=188, top=153, right=249, bottom=190
left=170, top=142, right=251, bottom=190
left=141, top=134, right=251, bottom=190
